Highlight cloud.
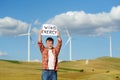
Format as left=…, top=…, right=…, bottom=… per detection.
left=0, top=17, right=29, bottom=36
left=31, top=19, right=40, bottom=34
left=31, top=27, right=39, bottom=34
left=33, top=19, right=41, bottom=25
left=46, top=6, right=120, bottom=36
left=0, top=51, right=7, bottom=56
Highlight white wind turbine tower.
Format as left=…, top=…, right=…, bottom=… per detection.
left=64, top=28, right=72, bottom=61
left=109, top=34, right=112, bottom=57
left=18, top=24, right=31, bottom=62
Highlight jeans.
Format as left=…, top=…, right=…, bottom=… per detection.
left=42, top=70, right=57, bottom=80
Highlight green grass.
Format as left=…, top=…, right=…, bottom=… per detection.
left=0, top=57, right=120, bottom=80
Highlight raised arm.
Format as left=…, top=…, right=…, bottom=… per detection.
left=38, top=29, right=45, bottom=53
left=38, top=29, right=43, bottom=43
left=55, top=30, right=62, bottom=55
left=57, top=30, right=62, bottom=41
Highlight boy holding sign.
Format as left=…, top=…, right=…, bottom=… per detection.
left=38, top=24, right=62, bottom=80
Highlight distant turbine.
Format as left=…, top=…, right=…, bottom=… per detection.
left=64, top=28, right=72, bottom=61
left=109, top=34, right=112, bottom=57
left=85, top=59, right=89, bottom=64
left=17, top=24, right=31, bottom=62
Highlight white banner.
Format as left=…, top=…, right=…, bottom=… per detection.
left=42, top=24, right=57, bottom=36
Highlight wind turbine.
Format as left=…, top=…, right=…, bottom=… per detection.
left=17, top=24, right=31, bottom=62
left=109, top=34, right=112, bottom=57
left=64, top=28, right=72, bottom=61
left=85, top=59, right=89, bottom=64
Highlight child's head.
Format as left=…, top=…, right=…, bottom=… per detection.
left=46, top=37, right=54, bottom=49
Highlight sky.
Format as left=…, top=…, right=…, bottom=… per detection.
left=0, top=0, right=120, bottom=61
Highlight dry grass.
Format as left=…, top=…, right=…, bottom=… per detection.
left=0, top=57, right=120, bottom=80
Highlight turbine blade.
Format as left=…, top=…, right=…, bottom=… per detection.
left=65, top=27, right=71, bottom=37
left=30, top=37, right=34, bottom=44
left=30, top=37, right=37, bottom=47
left=64, top=38, right=71, bottom=47
left=17, top=33, right=28, bottom=36
left=28, top=24, right=32, bottom=33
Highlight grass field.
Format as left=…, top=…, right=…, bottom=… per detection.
left=0, top=57, right=120, bottom=80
